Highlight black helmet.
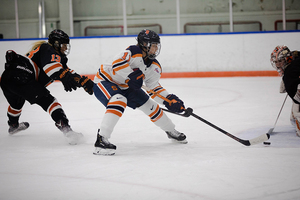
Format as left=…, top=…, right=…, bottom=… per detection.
left=137, top=29, right=161, bottom=59
left=48, top=29, right=70, bottom=55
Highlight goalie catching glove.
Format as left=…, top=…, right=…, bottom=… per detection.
left=163, top=94, right=185, bottom=113
left=78, top=76, right=94, bottom=95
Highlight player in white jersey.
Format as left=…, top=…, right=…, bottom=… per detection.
left=92, top=29, right=187, bottom=155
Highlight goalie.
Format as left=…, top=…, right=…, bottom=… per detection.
left=270, top=45, right=300, bottom=136
left=0, top=29, right=94, bottom=144
left=92, top=29, right=187, bottom=155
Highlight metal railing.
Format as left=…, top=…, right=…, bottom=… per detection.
left=84, top=23, right=162, bottom=36
left=184, top=21, right=262, bottom=33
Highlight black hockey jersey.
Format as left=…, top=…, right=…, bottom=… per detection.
left=283, top=51, right=300, bottom=104
left=26, top=43, right=70, bottom=87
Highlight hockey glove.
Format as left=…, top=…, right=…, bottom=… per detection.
left=79, top=76, right=94, bottom=95
left=58, top=68, right=79, bottom=92
left=5, top=50, right=19, bottom=64
left=163, top=94, right=185, bottom=113
left=126, top=69, right=144, bottom=90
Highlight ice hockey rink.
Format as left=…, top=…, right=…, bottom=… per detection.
left=0, top=76, right=300, bottom=200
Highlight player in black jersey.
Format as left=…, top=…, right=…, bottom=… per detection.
left=270, top=45, right=300, bottom=137
left=0, top=29, right=94, bottom=144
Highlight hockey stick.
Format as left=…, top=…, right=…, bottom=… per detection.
left=268, top=93, right=288, bottom=134
left=143, top=85, right=270, bottom=146
left=162, top=107, right=270, bottom=146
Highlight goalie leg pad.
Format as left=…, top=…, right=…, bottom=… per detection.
left=291, top=102, right=300, bottom=137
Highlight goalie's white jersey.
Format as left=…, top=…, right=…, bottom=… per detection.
left=94, top=45, right=169, bottom=104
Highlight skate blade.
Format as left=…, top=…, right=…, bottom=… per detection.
left=93, top=147, right=116, bottom=156
left=169, top=138, right=188, bottom=144
left=9, top=126, right=29, bottom=135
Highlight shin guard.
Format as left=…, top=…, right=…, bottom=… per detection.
left=138, top=99, right=175, bottom=132
left=100, top=94, right=127, bottom=138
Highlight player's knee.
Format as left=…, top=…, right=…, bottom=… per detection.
left=138, top=98, right=159, bottom=114
left=106, top=94, right=127, bottom=116
left=109, top=94, right=127, bottom=104
left=35, top=94, right=56, bottom=111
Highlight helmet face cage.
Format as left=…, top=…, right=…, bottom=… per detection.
left=145, top=42, right=161, bottom=60
left=48, top=29, right=70, bottom=55
left=270, top=45, right=290, bottom=76
left=137, top=29, right=161, bottom=59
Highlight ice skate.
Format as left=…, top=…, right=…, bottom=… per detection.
left=93, top=129, right=116, bottom=155
left=55, top=120, right=84, bottom=145
left=165, top=129, right=187, bottom=144
left=8, top=122, right=29, bottom=134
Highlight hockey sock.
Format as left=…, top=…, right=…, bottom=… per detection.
left=36, top=95, right=68, bottom=124
left=51, top=109, right=69, bottom=125
left=138, top=99, right=175, bottom=131
left=99, top=94, right=127, bottom=138
left=7, top=106, right=22, bottom=124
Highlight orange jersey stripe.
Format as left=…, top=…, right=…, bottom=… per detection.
left=113, top=63, right=129, bottom=73
left=97, top=82, right=111, bottom=99
left=44, top=63, right=62, bottom=75
left=98, top=66, right=129, bottom=89
left=27, top=46, right=40, bottom=59
left=96, top=71, right=104, bottom=80
left=100, top=65, right=113, bottom=81
left=112, top=58, right=124, bottom=65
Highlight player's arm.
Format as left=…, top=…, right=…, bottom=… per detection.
left=112, top=48, right=145, bottom=89
left=147, top=83, right=185, bottom=113
left=53, top=67, right=79, bottom=92
left=145, top=71, right=185, bottom=113
left=60, top=65, right=94, bottom=95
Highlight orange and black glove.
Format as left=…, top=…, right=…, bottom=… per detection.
left=163, top=94, right=185, bottom=113
left=58, top=68, right=79, bottom=92
left=79, top=76, right=94, bottom=95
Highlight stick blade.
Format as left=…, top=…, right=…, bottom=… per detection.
left=267, top=128, right=274, bottom=134
left=249, top=133, right=270, bottom=145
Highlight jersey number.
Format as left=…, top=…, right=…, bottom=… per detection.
left=51, top=54, right=61, bottom=62
left=111, top=86, right=118, bottom=91
left=122, top=52, right=128, bottom=60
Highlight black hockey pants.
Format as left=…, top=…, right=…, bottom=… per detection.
left=0, top=69, right=68, bottom=125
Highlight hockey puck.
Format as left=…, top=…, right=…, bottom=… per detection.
left=263, top=142, right=271, bottom=145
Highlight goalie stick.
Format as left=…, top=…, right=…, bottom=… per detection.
left=142, top=85, right=270, bottom=146
left=267, top=93, right=288, bottom=134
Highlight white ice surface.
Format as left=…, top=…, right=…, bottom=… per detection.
left=1, top=77, right=300, bottom=200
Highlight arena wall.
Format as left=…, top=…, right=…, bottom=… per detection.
left=1, top=31, right=300, bottom=78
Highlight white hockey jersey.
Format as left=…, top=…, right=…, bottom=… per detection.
left=94, top=45, right=169, bottom=104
